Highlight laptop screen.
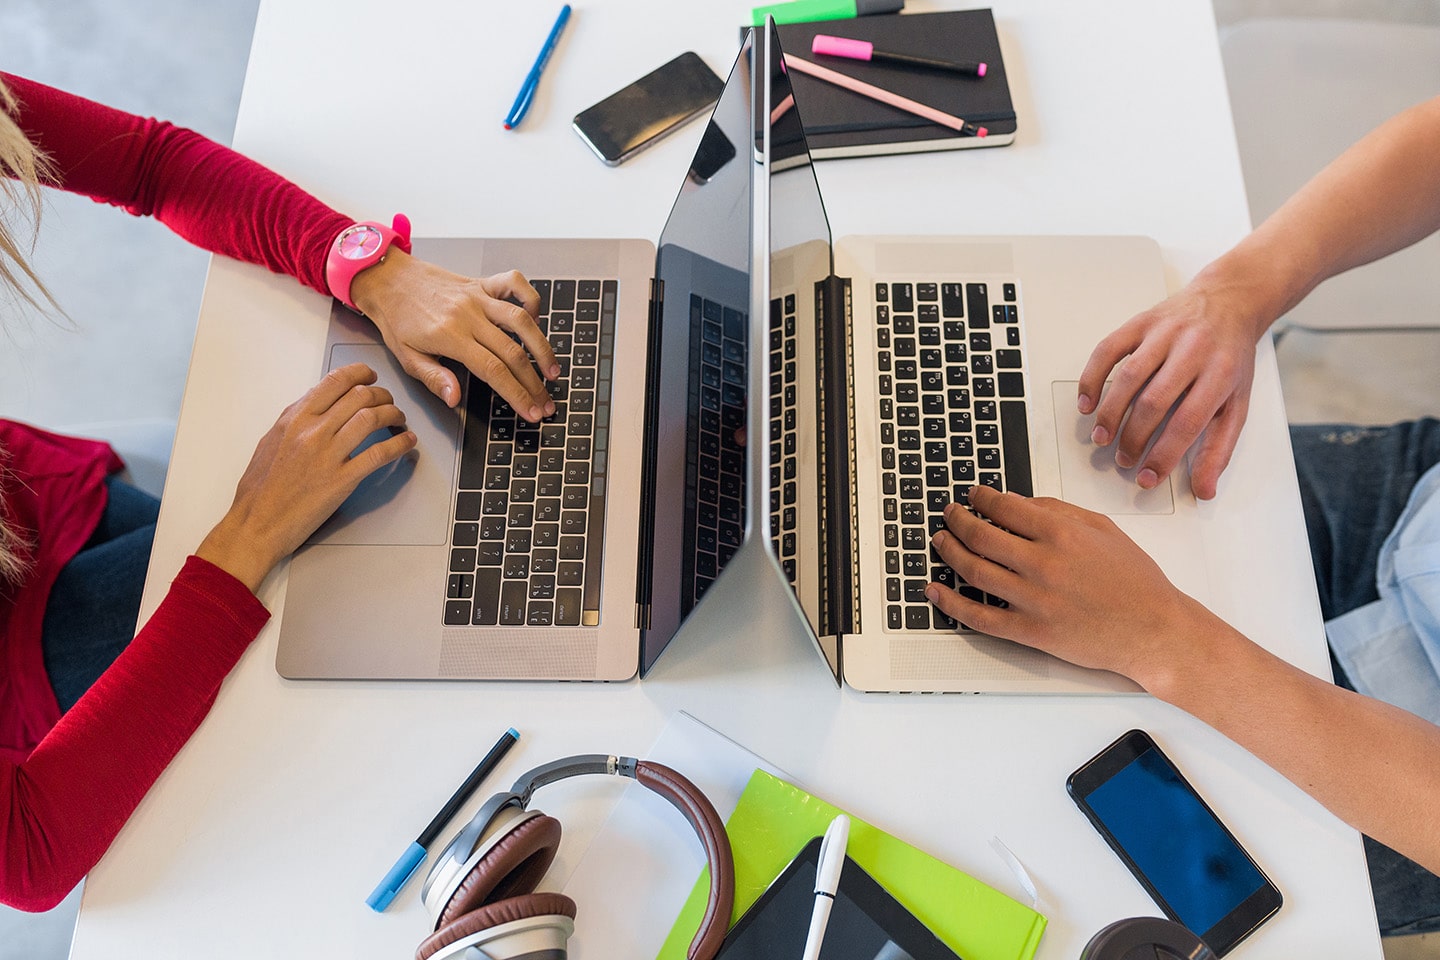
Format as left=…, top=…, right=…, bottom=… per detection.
left=759, top=23, right=840, bottom=664
left=639, top=32, right=759, bottom=673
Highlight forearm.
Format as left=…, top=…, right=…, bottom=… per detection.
left=1149, top=614, right=1440, bottom=873
left=1204, top=94, right=1440, bottom=334
left=0, top=558, right=267, bottom=912
left=3, top=71, right=349, bottom=294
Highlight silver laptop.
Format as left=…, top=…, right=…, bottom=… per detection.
left=276, top=35, right=769, bottom=681
left=748, top=22, right=1214, bottom=693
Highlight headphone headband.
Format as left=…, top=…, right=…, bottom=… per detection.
left=508, top=754, right=639, bottom=806
left=423, top=753, right=734, bottom=960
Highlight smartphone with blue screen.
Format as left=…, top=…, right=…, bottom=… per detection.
left=1067, top=729, right=1283, bottom=957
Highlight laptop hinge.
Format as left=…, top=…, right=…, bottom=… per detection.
left=634, top=276, right=665, bottom=630
left=815, top=273, right=859, bottom=640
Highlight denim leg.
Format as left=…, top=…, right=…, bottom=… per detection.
left=1290, top=419, right=1440, bottom=936
left=40, top=478, right=160, bottom=713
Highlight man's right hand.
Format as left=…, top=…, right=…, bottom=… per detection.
left=1076, top=272, right=1266, bottom=501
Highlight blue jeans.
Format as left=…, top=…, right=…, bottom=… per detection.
left=40, top=477, right=160, bottom=713
left=1291, top=419, right=1440, bottom=936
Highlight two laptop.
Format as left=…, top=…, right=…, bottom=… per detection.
left=277, top=24, right=1212, bottom=693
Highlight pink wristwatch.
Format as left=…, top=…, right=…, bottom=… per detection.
left=326, top=214, right=413, bottom=312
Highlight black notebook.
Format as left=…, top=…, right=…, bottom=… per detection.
left=775, top=8, right=1016, bottom=159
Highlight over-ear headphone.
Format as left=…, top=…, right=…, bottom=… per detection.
left=417, top=754, right=735, bottom=960
left=1080, top=917, right=1216, bottom=960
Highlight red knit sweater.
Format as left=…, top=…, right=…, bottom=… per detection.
left=1, top=73, right=349, bottom=911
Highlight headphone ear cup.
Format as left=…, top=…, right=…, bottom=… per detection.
left=435, top=813, right=564, bottom=930
left=415, top=891, right=577, bottom=960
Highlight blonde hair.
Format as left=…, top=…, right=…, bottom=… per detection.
left=0, top=75, right=56, bottom=585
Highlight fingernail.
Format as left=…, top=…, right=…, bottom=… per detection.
left=925, top=586, right=940, bottom=603
left=1091, top=425, right=1110, bottom=445
left=1138, top=468, right=1158, bottom=488
left=548, top=364, right=561, bottom=378
left=544, top=400, right=556, bottom=416
left=1077, top=393, right=1092, bottom=413
left=1115, top=451, right=1136, bottom=469
left=529, top=406, right=544, bottom=421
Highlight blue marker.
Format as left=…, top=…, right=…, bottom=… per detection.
left=504, top=5, right=572, bottom=130
left=366, top=727, right=521, bottom=911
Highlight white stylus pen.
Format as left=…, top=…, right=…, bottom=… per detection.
left=801, top=814, right=851, bottom=960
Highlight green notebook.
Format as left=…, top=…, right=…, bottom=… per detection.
left=657, top=770, right=1046, bottom=960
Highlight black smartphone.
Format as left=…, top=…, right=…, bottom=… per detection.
left=1067, top=729, right=1282, bottom=957
left=572, top=52, right=724, bottom=166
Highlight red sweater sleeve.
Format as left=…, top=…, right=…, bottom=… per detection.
left=1, top=72, right=352, bottom=295
left=0, top=557, right=269, bottom=912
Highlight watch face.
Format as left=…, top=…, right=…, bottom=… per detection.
left=338, top=224, right=384, bottom=260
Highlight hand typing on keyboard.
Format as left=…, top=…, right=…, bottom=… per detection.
left=350, top=251, right=560, bottom=422
left=924, top=485, right=1197, bottom=679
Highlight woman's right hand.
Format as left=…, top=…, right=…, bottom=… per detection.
left=196, top=363, right=417, bottom=592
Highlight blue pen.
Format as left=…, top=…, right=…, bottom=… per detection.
left=366, top=727, right=521, bottom=912
left=504, top=5, right=572, bottom=130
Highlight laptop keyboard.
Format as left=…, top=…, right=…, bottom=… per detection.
left=769, top=293, right=799, bottom=585
left=443, top=278, right=615, bottom=628
left=688, top=295, right=747, bottom=603
left=873, top=280, right=1032, bottom=632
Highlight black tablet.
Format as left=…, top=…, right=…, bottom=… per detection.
left=716, top=836, right=964, bottom=960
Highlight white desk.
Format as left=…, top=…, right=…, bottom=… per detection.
left=70, top=2, right=1382, bottom=957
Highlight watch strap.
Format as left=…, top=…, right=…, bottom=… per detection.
left=327, top=213, right=413, bottom=311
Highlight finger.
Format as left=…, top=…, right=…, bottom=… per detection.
left=1187, top=391, right=1250, bottom=500
left=394, top=346, right=463, bottom=408
left=303, top=363, right=377, bottom=415
left=323, top=381, right=397, bottom=429
left=480, top=270, right=541, bottom=319
left=930, top=526, right=1025, bottom=600
left=1130, top=381, right=1227, bottom=490
left=958, top=486, right=1059, bottom=542
left=1077, top=324, right=1143, bottom=416
left=333, top=402, right=410, bottom=454
left=458, top=331, right=552, bottom=422
left=925, top=582, right=1008, bottom=636
left=344, top=428, right=419, bottom=482
left=1088, top=339, right=1166, bottom=449
left=490, top=298, right=561, bottom=381
left=938, top=499, right=1034, bottom=571
left=967, top=485, right=1107, bottom=536
left=1111, top=358, right=1204, bottom=469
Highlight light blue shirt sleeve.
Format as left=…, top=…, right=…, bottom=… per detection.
left=1327, top=461, right=1440, bottom=726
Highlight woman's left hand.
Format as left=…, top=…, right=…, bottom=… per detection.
left=350, top=250, right=559, bottom=422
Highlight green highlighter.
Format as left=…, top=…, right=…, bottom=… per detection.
left=750, top=0, right=904, bottom=27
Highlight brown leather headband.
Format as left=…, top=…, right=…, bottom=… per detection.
left=634, top=760, right=736, bottom=960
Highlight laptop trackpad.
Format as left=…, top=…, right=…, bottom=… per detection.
left=307, top=344, right=458, bottom=547
left=1049, top=381, right=1175, bottom=516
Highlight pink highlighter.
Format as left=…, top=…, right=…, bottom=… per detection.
left=811, top=34, right=987, bottom=78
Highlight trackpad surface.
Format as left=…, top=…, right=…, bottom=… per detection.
left=306, top=343, right=458, bottom=546
left=1050, top=381, right=1175, bottom=516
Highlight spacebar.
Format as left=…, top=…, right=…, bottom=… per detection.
left=999, top=401, right=1033, bottom=497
